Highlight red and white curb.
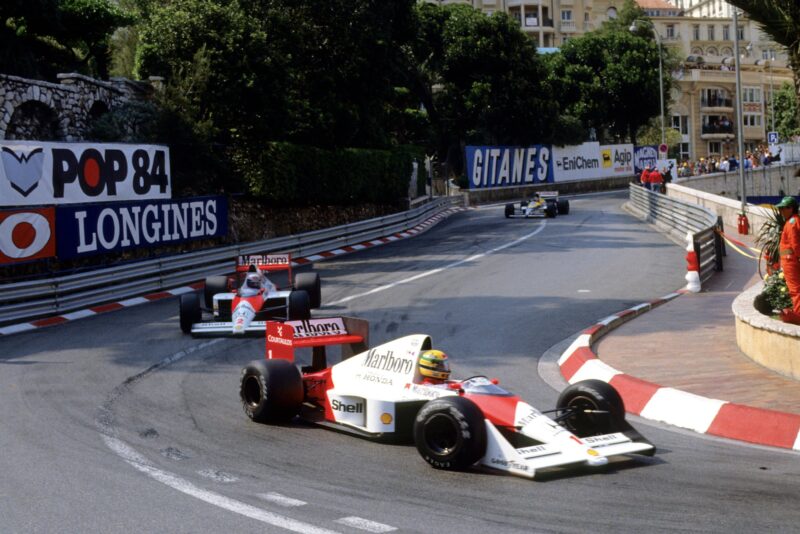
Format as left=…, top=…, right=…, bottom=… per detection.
left=558, top=292, right=800, bottom=451
left=0, top=206, right=463, bottom=337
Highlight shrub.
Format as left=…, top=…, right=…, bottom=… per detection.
left=761, top=270, right=792, bottom=313
left=231, top=142, right=425, bottom=206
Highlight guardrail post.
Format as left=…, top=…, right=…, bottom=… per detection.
left=714, top=216, right=725, bottom=271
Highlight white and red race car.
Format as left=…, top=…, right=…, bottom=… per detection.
left=239, top=318, right=655, bottom=479
left=180, top=253, right=321, bottom=336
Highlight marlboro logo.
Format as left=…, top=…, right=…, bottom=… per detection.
left=287, top=318, right=346, bottom=338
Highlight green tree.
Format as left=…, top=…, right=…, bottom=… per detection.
left=548, top=29, right=669, bottom=144
left=773, top=81, right=800, bottom=141
left=727, top=1, right=800, bottom=122
left=0, top=0, right=132, bottom=79
left=405, top=4, right=559, bottom=176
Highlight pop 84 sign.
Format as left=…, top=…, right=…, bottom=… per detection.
left=0, top=142, right=171, bottom=206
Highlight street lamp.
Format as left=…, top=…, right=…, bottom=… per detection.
left=630, top=19, right=666, bottom=150
left=732, top=9, right=748, bottom=226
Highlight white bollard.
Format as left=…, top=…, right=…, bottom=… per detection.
left=684, top=231, right=701, bottom=293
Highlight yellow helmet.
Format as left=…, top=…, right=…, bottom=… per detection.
left=419, top=350, right=450, bottom=381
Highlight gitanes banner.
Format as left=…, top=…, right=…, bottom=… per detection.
left=0, top=141, right=171, bottom=206
left=465, top=146, right=554, bottom=189
left=56, top=196, right=227, bottom=259
left=466, top=143, right=636, bottom=189
left=0, top=207, right=56, bottom=264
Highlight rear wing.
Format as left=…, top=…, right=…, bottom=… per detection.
left=538, top=191, right=559, bottom=199
left=237, top=253, right=293, bottom=279
left=266, top=317, right=369, bottom=371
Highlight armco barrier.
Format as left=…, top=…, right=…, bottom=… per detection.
left=0, top=197, right=462, bottom=326
left=626, top=183, right=723, bottom=284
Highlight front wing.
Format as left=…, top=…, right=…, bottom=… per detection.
left=190, top=321, right=267, bottom=337
left=481, top=421, right=654, bottom=479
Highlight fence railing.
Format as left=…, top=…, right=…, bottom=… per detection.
left=0, top=196, right=462, bottom=326
left=628, top=184, right=724, bottom=283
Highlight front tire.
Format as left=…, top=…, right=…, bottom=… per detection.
left=414, top=396, right=486, bottom=470
left=204, top=276, right=229, bottom=309
left=179, top=293, right=201, bottom=334
left=294, top=273, right=321, bottom=309
left=240, top=359, right=303, bottom=423
left=287, top=290, right=311, bottom=320
left=556, top=379, right=626, bottom=437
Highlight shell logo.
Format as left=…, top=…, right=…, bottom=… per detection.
left=380, top=413, right=393, bottom=425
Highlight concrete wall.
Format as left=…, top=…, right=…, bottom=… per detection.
left=674, top=161, right=800, bottom=202
left=0, top=73, right=157, bottom=141
left=666, top=182, right=775, bottom=237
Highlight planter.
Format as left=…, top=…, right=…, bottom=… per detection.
left=733, top=282, right=800, bottom=381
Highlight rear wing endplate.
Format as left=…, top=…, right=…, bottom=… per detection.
left=266, top=317, right=369, bottom=370
left=237, top=253, right=293, bottom=279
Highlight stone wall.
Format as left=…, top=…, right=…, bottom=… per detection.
left=0, top=73, right=159, bottom=142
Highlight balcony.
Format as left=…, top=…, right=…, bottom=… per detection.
left=520, top=17, right=554, bottom=31
left=700, top=96, right=733, bottom=111
left=560, top=20, right=577, bottom=32
left=701, top=123, right=734, bottom=139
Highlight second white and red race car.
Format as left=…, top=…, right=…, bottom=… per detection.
left=180, top=253, right=321, bottom=336
left=239, top=317, right=655, bottom=479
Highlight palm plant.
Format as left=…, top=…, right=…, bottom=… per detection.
left=755, top=206, right=784, bottom=277
left=727, top=1, right=800, bottom=124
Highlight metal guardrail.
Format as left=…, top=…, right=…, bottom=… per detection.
left=0, top=196, right=462, bottom=325
left=628, top=184, right=724, bottom=283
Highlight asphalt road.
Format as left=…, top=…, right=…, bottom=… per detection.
left=1, top=191, right=798, bottom=533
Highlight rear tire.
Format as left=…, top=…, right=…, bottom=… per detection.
left=556, top=379, right=626, bottom=437
left=294, top=273, right=321, bottom=309
left=414, top=396, right=486, bottom=470
left=240, top=359, right=303, bottom=423
left=179, top=293, right=201, bottom=334
left=504, top=203, right=514, bottom=218
left=287, top=290, right=311, bottom=320
left=204, top=276, right=229, bottom=309
left=557, top=198, right=570, bottom=215
left=545, top=202, right=557, bottom=218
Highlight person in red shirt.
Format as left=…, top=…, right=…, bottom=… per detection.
left=639, top=165, right=651, bottom=188
left=648, top=167, right=663, bottom=193
left=777, top=196, right=800, bottom=323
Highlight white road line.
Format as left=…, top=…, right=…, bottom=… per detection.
left=334, top=516, right=397, bottom=533
left=328, top=222, right=547, bottom=306
left=103, top=435, right=343, bottom=534
left=257, top=492, right=307, bottom=507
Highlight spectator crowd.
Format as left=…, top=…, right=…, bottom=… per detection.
left=675, top=144, right=782, bottom=178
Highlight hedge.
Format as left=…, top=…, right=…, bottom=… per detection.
left=231, top=142, right=425, bottom=205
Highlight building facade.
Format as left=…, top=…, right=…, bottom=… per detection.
left=427, top=0, right=794, bottom=160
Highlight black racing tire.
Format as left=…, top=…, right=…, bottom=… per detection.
left=545, top=202, right=557, bottom=218
left=294, top=272, right=321, bottom=309
left=414, top=396, right=487, bottom=470
left=557, top=198, right=570, bottom=215
left=504, top=203, right=514, bottom=218
left=240, top=359, right=303, bottom=423
left=204, top=276, right=229, bottom=309
left=287, top=290, right=311, bottom=320
left=179, top=292, right=201, bottom=334
left=556, top=379, right=626, bottom=437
